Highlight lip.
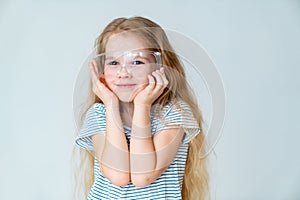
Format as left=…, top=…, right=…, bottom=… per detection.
left=115, top=84, right=136, bottom=88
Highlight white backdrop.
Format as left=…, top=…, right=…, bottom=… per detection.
left=0, top=0, right=299, bottom=199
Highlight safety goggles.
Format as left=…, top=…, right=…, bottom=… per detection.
left=94, top=50, right=161, bottom=74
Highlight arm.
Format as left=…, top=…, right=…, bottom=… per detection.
left=130, top=67, right=174, bottom=187
left=89, top=61, right=130, bottom=186
left=92, top=103, right=130, bottom=186
left=130, top=104, right=184, bottom=187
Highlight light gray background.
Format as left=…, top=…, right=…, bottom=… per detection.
left=0, top=0, right=299, bottom=199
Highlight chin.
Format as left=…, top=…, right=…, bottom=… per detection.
left=116, top=93, right=135, bottom=103
left=118, top=96, right=132, bottom=103
left=114, top=87, right=141, bottom=103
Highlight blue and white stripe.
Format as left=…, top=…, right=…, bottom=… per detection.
left=75, top=100, right=200, bottom=200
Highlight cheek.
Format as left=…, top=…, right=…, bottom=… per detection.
left=134, top=68, right=152, bottom=83
left=104, top=71, right=115, bottom=79
left=103, top=73, right=115, bottom=88
left=134, top=73, right=149, bottom=84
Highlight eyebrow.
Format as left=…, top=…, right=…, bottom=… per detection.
left=132, top=55, right=151, bottom=62
left=105, top=56, right=114, bottom=60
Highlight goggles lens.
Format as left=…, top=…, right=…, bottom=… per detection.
left=94, top=50, right=161, bottom=74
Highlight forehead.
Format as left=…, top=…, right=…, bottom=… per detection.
left=105, top=32, right=148, bottom=54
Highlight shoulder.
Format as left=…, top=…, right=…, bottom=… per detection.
left=87, top=103, right=106, bottom=116
left=151, top=99, right=198, bottom=129
left=92, top=103, right=106, bottom=112
left=153, top=99, right=193, bottom=117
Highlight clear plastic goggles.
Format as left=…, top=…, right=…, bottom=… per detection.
left=94, top=50, right=161, bottom=75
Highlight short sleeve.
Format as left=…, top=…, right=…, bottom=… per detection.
left=154, top=101, right=201, bottom=144
left=75, top=103, right=106, bottom=150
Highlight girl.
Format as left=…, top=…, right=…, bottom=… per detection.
left=74, top=16, right=209, bottom=200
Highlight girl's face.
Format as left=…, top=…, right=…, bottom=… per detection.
left=103, top=33, right=158, bottom=102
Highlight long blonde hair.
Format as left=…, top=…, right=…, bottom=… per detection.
left=72, top=16, right=209, bottom=200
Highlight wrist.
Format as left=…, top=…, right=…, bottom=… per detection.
left=132, top=104, right=151, bottom=130
left=131, top=123, right=152, bottom=139
left=104, top=98, right=119, bottom=108
left=134, top=103, right=151, bottom=110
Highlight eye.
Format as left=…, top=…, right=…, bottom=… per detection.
left=132, top=60, right=145, bottom=65
left=107, top=60, right=119, bottom=66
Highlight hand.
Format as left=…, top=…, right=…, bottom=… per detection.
left=133, top=67, right=169, bottom=106
left=89, top=60, right=118, bottom=106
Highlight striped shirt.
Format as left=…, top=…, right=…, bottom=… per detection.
left=75, top=100, right=200, bottom=200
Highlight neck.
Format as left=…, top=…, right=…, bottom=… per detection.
left=119, top=101, right=134, bottom=127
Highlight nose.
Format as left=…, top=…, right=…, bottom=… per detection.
left=117, top=64, right=132, bottom=78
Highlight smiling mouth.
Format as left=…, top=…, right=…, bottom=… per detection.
left=116, top=84, right=136, bottom=88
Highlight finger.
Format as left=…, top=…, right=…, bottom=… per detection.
left=160, top=67, right=165, bottom=74
left=89, top=62, right=98, bottom=83
left=152, top=70, right=163, bottom=87
left=147, top=75, right=156, bottom=90
left=151, top=74, right=165, bottom=98
left=89, top=62, right=105, bottom=92
left=90, top=60, right=100, bottom=77
left=92, top=59, right=99, bottom=74
left=159, top=68, right=169, bottom=87
left=161, top=74, right=169, bottom=87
